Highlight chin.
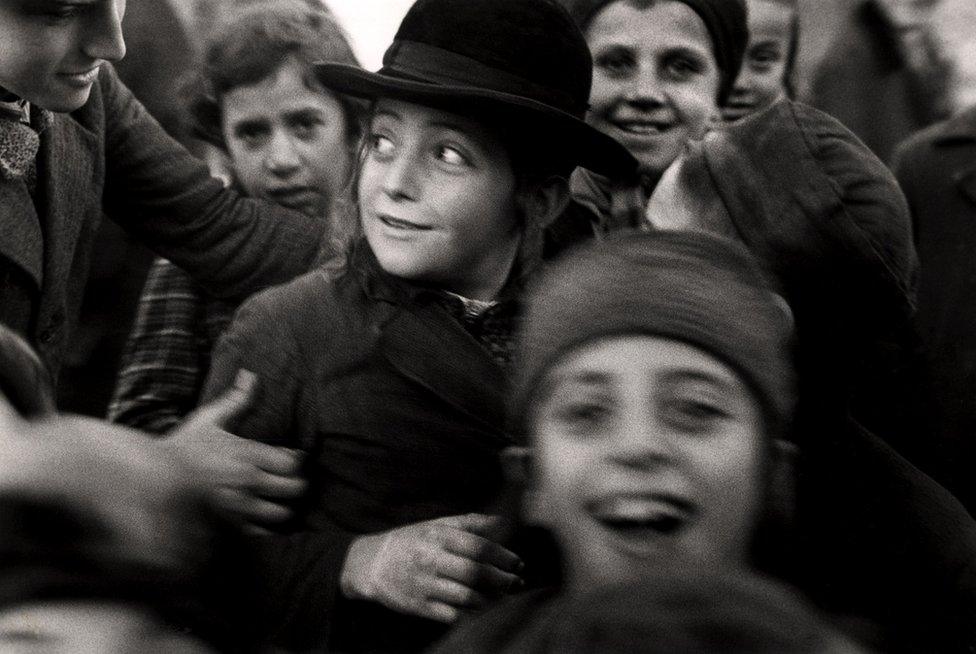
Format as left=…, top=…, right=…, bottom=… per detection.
left=38, top=87, right=93, bottom=113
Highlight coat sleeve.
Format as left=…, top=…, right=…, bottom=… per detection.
left=108, top=259, right=207, bottom=434
left=97, top=64, right=321, bottom=301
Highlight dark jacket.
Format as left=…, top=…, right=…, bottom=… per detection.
left=807, top=0, right=952, bottom=163
left=0, top=64, right=320, bottom=381
left=201, top=244, right=518, bottom=653
left=892, top=106, right=976, bottom=512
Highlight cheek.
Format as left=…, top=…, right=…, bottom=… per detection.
left=227, top=149, right=265, bottom=196
left=685, top=428, right=765, bottom=519
left=672, top=87, right=717, bottom=137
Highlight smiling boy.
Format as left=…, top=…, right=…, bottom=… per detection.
left=0, top=0, right=322, bottom=380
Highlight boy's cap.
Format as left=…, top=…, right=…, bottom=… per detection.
left=561, top=0, right=748, bottom=104
left=511, top=230, right=796, bottom=439
left=682, top=100, right=917, bottom=331
left=314, top=0, right=637, bottom=178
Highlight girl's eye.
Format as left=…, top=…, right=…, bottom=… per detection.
left=39, top=6, right=80, bottom=23
left=290, top=116, right=322, bottom=140
left=749, top=47, right=782, bottom=71
left=664, top=56, right=704, bottom=81
left=436, top=145, right=468, bottom=167
left=368, top=133, right=395, bottom=158
left=235, top=125, right=270, bottom=149
left=595, top=49, right=635, bottom=77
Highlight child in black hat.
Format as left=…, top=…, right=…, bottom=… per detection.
left=199, top=0, right=635, bottom=652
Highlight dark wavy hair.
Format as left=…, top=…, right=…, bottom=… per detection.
left=186, top=4, right=365, bottom=150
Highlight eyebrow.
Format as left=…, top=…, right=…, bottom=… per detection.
left=658, top=368, right=735, bottom=392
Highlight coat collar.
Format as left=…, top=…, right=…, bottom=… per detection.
left=349, top=241, right=512, bottom=439
left=0, top=177, right=44, bottom=289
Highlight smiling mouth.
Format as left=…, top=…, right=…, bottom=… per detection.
left=589, top=494, right=695, bottom=541
left=378, top=214, right=432, bottom=231
left=611, top=120, right=674, bottom=136
left=60, top=67, right=100, bottom=85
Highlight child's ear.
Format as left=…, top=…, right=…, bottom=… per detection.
left=519, top=176, right=570, bottom=230
left=768, top=438, right=798, bottom=521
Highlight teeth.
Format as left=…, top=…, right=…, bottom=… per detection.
left=593, top=497, right=685, bottom=525
left=381, top=215, right=425, bottom=230
left=617, top=122, right=666, bottom=135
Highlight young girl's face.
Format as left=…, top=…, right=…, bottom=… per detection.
left=723, top=0, right=794, bottom=121
left=221, top=59, right=353, bottom=219
left=358, top=99, right=522, bottom=300
left=585, top=0, right=720, bottom=180
left=530, top=335, right=766, bottom=589
left=0, top=0, right=126, bottom=112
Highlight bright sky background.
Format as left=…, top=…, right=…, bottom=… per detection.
left=325, top=0, right=416, bottom=70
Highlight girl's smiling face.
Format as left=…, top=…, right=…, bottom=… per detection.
left=724, top=0, right=795, bottom=121
left=358, top=99, right=522, bottom=300
left=0, top=0, right=127, bottom=111
left=530, top=335, right=766, bottom=590
left=584, top=0, right=721, bottom=181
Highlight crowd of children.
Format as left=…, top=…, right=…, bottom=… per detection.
left=2, top=0, right=976, bottom=652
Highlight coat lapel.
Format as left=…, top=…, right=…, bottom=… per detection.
left=35, top=113, right=98, bottom=299
left=0, top=178, right=43, bottom=290
left=380, top=301, right=508, bottom=437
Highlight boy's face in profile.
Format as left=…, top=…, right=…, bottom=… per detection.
left=723, top=0, right=794, bottom=122
left=0, top=0, right=126, bottom=112
left=528, top=335, right=766, bottom=590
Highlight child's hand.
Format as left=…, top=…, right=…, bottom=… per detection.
left=166, top=370, right=306, bottom=531
left=341, top=513, right=525, bottom=623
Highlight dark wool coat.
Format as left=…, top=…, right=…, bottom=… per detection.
left=0, top=65, right=320, bottom=381
left=201, top=245, right=517, bottom=653
left=893, top=106, right=976, bottom=512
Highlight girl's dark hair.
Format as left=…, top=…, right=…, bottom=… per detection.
left=186, top=4, right=365, bottom=149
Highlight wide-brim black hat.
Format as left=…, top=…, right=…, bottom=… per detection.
left=314, top=0, right=637, bottom=179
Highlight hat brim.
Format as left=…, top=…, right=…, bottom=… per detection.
left=314, top=62, right=637, bottom=179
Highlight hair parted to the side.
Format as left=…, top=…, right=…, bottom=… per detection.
left=185, top=4, right=365, bottom=149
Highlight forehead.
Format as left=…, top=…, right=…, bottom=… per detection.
left=371, top=99, right=501, bottom=143
left=544, top=335, right=741, bottom=390
left=221, top=61, right=338, bottom=118
left=586, top=0, right=714, bottom=55
left=746, top=0, right=795, bottom=40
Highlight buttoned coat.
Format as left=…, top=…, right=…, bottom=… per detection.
left=893, top=106, right=976, bottom=511
left=0, top=65, right=319, bottom=381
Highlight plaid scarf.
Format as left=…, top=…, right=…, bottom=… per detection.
left=0, top=95, right=52, bottom=191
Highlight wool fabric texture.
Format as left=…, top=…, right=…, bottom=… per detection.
left=681, top=100, right=917, bottom=325
left=561, top=0, right=748, bottom=103
left=511, top=230, right=795, bottom=439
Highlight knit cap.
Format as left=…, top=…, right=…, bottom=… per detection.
left=561, top=0, right=748, bottom=103
left=510, top=230, right=795, bottom=439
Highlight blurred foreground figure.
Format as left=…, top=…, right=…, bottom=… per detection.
left=646, top=100, right=976, bottom=652
left=0, top=394, right=269, bottom=652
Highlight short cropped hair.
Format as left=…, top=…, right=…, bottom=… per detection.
left=187, top=5, right=364, bottom=149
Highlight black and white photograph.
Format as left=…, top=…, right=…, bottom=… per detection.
left=2, top=0, right=976, bottom=651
